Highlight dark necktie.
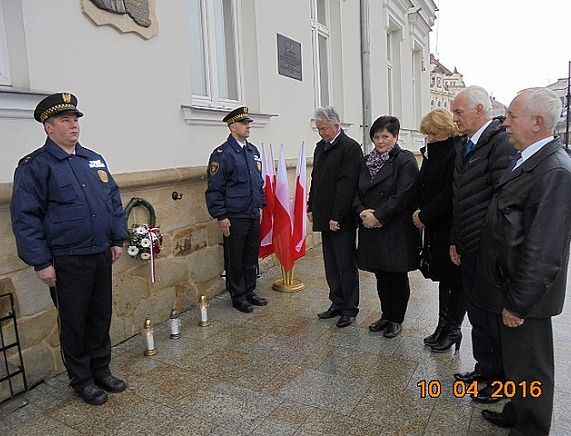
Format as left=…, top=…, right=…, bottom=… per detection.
left=509, top=152, right=522, bottom=171
left=463, top=139, right=474, bottom=156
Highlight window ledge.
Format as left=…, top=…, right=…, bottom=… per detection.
left=181, top=105, right=278, bottom=127
left=310, top=118, right=354, bottom=131
left=0, top=87, right=50, bottom=119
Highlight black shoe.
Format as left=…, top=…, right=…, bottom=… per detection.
left=247, top=294, right=268, bottom=306
left=94, top=374, right=127, bottom=393
left=317, top=307, right=342, bottom=319
left=453, top=369, right=487, bottom=383
left=430, top=331, right=462, bottom=353
left=383, top=322, right=402, bottom=338
left=75, top=384, right=108, bottom=405
left=369, top=318, right=389, bottom=332
left=232, top=299, right=253, bottom=313
left=423, top=325, right=445, bottom=346
left=472, top=382, right=503, bottom=404
left=481, top=410, right=514, bottom=428
left=336, top=315, right=355, bottom=328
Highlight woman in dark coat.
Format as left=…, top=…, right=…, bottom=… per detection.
left=354, top=116, right=419, bottom=338
left=413, top=108, right=465, bottom=352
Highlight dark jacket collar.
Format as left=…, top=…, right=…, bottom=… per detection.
left=227, top=134, right=249, bottom=153
left=319, top=129, right=345, bottom=151
left=44, top=137, right=87, bottom=160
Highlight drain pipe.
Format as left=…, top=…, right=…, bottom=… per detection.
left=360, top=0, right=372, bottom=153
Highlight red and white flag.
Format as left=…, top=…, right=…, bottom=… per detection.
left=259, top=145, right=275, bottom=258
left=272, top=145, right=294, bottom=271
left=291, top=142, right=307, bottom=261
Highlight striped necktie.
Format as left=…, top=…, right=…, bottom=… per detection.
left=464, top=139, right=475, bottom=156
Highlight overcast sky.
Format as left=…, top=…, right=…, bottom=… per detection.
left=430, top=0, right=571, bottom=105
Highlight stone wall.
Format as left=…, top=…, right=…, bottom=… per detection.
left=0, top=160, right=311, bottom=398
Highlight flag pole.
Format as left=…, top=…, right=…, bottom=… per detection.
left=272, top=266, right=304, bottom=292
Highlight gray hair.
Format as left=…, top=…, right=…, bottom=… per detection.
left=461, top=85, right=492, bottom=117
left=314, top=106, right=340, bottom=124
left=518, top=87, right=562, bottom=131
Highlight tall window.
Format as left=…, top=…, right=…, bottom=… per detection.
left=386, top=20, right=402, bottom=118
left=0, top=1, right=11, bottom=86
left=311, top=0, right=330, bottom=108
left=411, top=46, right=422, bottom=123
left=189, top=0, right=241, bottom=108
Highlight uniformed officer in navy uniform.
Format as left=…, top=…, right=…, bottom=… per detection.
left=205, top=107, right=268, bottom=313
left=10, top=93, right=128, bottom=405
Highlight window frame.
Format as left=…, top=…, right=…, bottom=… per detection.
left=0, top=1, right=11, bottom=86
left=310, top=0, right=332, bottom=108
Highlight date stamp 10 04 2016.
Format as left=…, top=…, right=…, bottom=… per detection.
left=416, top=379, right=543, bottom=399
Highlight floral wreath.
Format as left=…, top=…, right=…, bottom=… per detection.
left=125, top=197, right=162, bottom=282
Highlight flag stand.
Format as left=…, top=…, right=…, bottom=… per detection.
left=272, top=266, right=304, bottom=293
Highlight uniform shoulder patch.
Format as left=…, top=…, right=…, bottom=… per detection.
left=209, top=161, right=220, bottom=176
left=17, top=147, right=44, bottom=166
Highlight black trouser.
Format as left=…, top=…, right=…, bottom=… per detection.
left=321, top=229, right=359, bottom=317
left=224, top=217, right=259, bottom=302
left=498, top=317, right=554, bottom=436
left=375, top=271, right=410, bottom=324
left=50, top=249, right=113, bottom=390
left=462, top=254, right=504, bottom=380
left=439, top=271, right=465, bottom=331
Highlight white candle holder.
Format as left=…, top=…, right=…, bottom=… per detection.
left=142, top=317, right=158, bottom=356
left=198, top=295, right=210, bottom=327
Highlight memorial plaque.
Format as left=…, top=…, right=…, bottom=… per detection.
left=277, top=33, right=302, bottom=81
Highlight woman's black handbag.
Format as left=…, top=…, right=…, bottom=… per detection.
left=419, top=229, right=432, bottom=279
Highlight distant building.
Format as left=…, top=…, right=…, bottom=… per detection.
left=429, top=53, right=465, bottom=110
left=546, top=78, right=569, bottom=144
left=491, top=96, right=507, bottom=118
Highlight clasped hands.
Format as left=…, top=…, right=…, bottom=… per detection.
left=360, top=209, right=381, bottom=229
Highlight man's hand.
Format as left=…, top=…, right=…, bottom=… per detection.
left=218, top=218, right=231, bottom=237
left=111, top=246, right=123, bottom=264
left=412, top=209, right=425, bottom=229
left=502, top=308, right=524, bottom=328
left=307, top=212, right=313, bottom=222
left=329, top=219, right=340, bottom=231
left=449, top=244, right=461, bottom=266
left=360, top=210, right=381, bottom=229
left=36, top=265, right=56, bottom=287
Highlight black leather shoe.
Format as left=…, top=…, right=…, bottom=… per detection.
left=75, top=384, right=108, bottom=405
left=369, top=318, right=389, bottom=332
left=94, top=374, right=127, bottom=393
left=232, top=299, right=253, bottom=313
left=317, top=307, right=342, bottom=319
left=453, top=369, right=487, bottom=383
left=383, top=322, right=402, bottom=338
left=246, top=294, right=268, bottom=306
left=336, top=315, right=355, bottom=328
left=472, top=382, right=503, bottom=404
left=481, top=410, right=514, bottom=428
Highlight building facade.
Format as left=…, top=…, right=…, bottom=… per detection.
left=0, top=0, right=437, bottom=390
left=429, top=53, right=465, bottom=110
left=547, top=78, right=569, bottom=145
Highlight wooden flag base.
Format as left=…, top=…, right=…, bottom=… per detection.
left=272, top=267, right=304, bottom=293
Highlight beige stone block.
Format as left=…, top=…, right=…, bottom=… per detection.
left=206, top=220, right=223, bottom=246
left=12, top=268, right=53, bottom=316
left=109, top=314, right=129, bottom=345
left=127, top=257, right=189, bottom=291
left=172, top=224, right=208, bottom=257
left=133, top=287, right=177, bottom=328
left=159, top=232, right=172, bottom=257
left=52, top=346, right=66, bottom=374
left=196, top=277, right=227, bottom=300
left=189, top=245, right=224, bottom=283
left=0, top=277, right=18, bottom=316
left=112, top=247, right=143, bottom=274
left=46, top=323, right=60, bottom=348
left=4, top=309, right=57, bottom=349
left=18, top=344, right=56, bottom=386
left=175, top=282, right=198, bottom=311
left=113, top=274, right=152, bottom=317
left=0, top=208, right=27, bottom=276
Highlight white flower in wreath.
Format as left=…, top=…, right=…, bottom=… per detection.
left=127, top=245, right=139, bottom=256
left=140, top=238, right=151, bottom=248
left=140, top=252, right=151, bottom=260
left=136, top=226, right=147, bottom=235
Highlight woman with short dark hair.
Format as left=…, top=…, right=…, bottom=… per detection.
left=354, top=116, right=419, bottom=338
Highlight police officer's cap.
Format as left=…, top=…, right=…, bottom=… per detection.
left=223, top=106, right=253, bottom=125
left=34, top=92, right=84, bottom=123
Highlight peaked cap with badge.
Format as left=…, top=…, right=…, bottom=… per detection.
left=223, top=106, right=253, bottom=125
left=34, top=92, right=84, bottom=123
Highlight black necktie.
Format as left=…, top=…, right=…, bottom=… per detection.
left=508, top=152, right=522, bottom=171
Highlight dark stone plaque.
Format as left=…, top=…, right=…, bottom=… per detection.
left=277, top=33, right=302, bottom=81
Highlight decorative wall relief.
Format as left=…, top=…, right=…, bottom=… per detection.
left=82, top=0, right=158, bottom=39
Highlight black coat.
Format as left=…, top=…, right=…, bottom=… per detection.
left=418, top=136, right=464, bottom=282
left=472, top=139, right=571, bottom=318
left=308, top=130, right=363, bottom=232
left=451, top=118, right=514, bottom=256
left=354, top=145, right=419, bottom=272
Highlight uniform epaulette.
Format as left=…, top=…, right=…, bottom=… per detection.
left=17, top=147, right=44, bottom=166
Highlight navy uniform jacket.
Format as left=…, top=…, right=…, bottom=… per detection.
left=205, top=134, right=265, bottom=220
left=10, top=138, right=128, bottom=269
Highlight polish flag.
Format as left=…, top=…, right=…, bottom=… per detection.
left=291, top=142, right=307, bottom=261
left=272, top=145, right=294, bottom=271
left=259, top=145, right=275, bottom=258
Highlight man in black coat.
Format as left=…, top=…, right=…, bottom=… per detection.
left=473, top=88, right=571, bottom=435
left=308, top=106, right=363, bottom=328
left=449, top=86, right=514, bottom=402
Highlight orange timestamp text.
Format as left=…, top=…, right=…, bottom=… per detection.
left=416, top=379, right=543, bottom=399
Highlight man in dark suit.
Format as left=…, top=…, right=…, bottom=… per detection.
left=473, top=87, right=571, bottom=435
left=449, top=86, right=514, bottom=402
left=308, top=106, right=362, bottom=328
